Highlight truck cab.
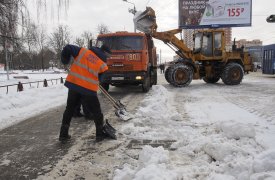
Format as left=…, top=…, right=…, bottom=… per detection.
left=96, top=31, right=157, bottom=92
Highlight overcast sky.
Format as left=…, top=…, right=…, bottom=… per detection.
left=29, top=0, right=275, bottom=61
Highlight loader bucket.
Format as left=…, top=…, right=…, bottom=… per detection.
left=133, top=7, right=157, bottom=34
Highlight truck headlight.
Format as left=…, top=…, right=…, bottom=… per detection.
left=136, top=76, right=142, bottom=80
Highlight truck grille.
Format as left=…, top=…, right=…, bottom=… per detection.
left=108, top=64, right=134, bottom=71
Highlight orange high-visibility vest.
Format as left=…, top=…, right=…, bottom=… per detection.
left=66, top=48, right=108, bottom=92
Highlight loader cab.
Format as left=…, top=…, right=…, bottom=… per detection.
left=193, top=30, right=223, bottom=58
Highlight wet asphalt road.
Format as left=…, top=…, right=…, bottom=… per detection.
left=0, top=87, right=130, bottom=180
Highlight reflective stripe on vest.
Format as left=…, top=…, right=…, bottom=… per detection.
left=73, top=61, right=98, bottom=78
left=76, top=49, right=88, bottom=62
left=99, top=63, right=108, bottom=73
left=69, top=71, right=98, bottom=85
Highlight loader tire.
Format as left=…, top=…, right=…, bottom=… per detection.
left=169, top=63, right=193, bottom=87
left=221, top=63, right=244, bottom=85
left=203, top=76, right=220, bottom=83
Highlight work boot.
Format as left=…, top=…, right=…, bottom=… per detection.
left=95, top=132, right=108, bottom=142
left=59, top=125, right=71, bottom=142
left=95, top=120, right=105, bottom=142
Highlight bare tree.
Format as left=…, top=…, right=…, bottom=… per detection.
left=0, top=0, right=70, bottom=69
left=81, top=31, right=94, bottom=48
left=37, top=25, right=47, bottom=71
left=97, top=24, right=110, bottom=35
left=0, top=0, right=25, bottom=70
left=74, top=37, right=85, bottom=47
left=24, top=22, right=38, bottom=69
left=0, top=0, right=24, bottom=37
left=49, top=25, right=71, bottom=67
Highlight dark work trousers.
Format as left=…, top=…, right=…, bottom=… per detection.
left=61, top=89, right=104, bottom=134
left=74, top=99, right=90, bottom=116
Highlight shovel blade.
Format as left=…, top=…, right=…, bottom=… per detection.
left=103, top=122, right=117, bottom=140
left=115, top=108, right=133, bottom=121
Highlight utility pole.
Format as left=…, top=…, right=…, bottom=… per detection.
left=1, top=34, right=17, bottom=80
left=122, top=0, right=137, bottom=32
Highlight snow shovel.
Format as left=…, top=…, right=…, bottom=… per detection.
left=102, top=119, right=117, bottom=140
left=99, top=85, right=133, bottom=121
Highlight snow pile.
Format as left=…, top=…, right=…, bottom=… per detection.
left=114, top=146, right=177, bottom=180
left=250, top=150, right=275, bottom=179
left=0, top=71, right=67, bottom=130
left=253, top=150, right=275, bottom=173
left=136, top=85, right=181, bottom=121
left=120, top=85, right=182, bottom=140
left=117, top=84, right=275, bottom=180
left=0, top=85, right=67, bottom=130
left=218, top=121, right=256, bottom=140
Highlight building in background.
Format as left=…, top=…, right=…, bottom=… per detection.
left=183, top=29, right=195, bottom=49
left=222, top=28, right=232, bottom=50
left=235, top=39, right=263, bottom=48
left=235, top=39, right=264, bottom=69
left=246, top=46, right=263, bottom=67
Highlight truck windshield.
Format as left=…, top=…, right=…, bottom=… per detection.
left=97, top=36, right=143, bottom=50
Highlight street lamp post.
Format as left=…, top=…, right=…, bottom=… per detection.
left=122, top=0, right=137, bottom=32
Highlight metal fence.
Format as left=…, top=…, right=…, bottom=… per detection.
left=0, top=77, right=65, bottom=94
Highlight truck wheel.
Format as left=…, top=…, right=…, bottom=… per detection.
left=101, top=83, right=110, bottom=91
left=142, top=76, right=151, bottom=92
left=151, top=69, right=157, bottom=85
left=203, top=76, right=220, bottom=83
left=221, top=63, right=244, bottom=85
left=169, top=64, right=193, bottom=87
left=164, top=66, right=172, bottom=84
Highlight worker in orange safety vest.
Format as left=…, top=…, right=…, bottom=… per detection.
left=59, top=44, right=116, bottom=143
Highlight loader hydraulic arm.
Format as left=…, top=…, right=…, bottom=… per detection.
left=152, top=29, right=193, bottom=60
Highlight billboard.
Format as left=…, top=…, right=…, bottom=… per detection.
left=179, top=0, right=252, bottom=29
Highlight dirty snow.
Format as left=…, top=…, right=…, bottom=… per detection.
left=1, top=70, right=275, bottom=180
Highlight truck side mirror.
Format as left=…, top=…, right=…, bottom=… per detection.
left=266, top=15, right=275, bottom=23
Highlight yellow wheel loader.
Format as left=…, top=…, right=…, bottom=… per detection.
left=134, top=7, right=252, bottom=87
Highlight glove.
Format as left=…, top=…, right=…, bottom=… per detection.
left=99, top=73, right=105, bottom=83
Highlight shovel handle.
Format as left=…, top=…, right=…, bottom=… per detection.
left=99, top=85, right=123, bottom=110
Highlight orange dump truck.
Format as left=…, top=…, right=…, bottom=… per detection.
left=96, top=31, right=157, bottom=92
